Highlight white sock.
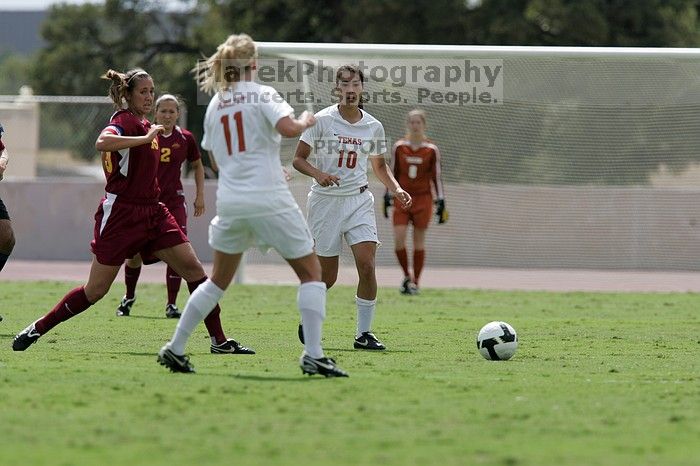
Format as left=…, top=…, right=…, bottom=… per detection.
left=298, top=281, right=326, bottom=359
left=169, top=279, right=224, bottom=355
left=356, top=295, right=376, bottom=337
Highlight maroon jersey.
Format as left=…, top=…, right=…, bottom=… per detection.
left=0, top=139, right=5, bottom=152
left=157, top=126, right=200, bottom=205
left=391, top=138, right=444, bottom=198
left=100, top=110, right=161, bottom=201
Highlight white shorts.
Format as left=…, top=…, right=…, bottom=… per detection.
left=307, top=190, right=379, bottom=257
left=209, top=191, right=314, bottom=260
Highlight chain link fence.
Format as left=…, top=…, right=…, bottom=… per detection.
left=0, top=94, right=197, bottom=178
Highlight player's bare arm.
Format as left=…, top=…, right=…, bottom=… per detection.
left=292, top=140, right=341, bottom=187
left=190, top=158, right=206, bottom=217
left=205, top=150, right=219, bottom=176
left=95, top=124, right=164, bottom=152
left=371, top=155, right=412, bottom=208
left=383, top=142, right=401, bottom=217
left=276, top=111, right=316, bottom=138
left=387, top=141, right=400, bottom=195
left=432, top=144, right=447, bottom=223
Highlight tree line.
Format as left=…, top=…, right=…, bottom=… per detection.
left=4, top=0, right=700, bottom=184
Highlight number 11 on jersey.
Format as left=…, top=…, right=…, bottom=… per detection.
left=220, top=111, right=246, bottom=155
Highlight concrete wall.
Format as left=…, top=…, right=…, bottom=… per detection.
left=2, top=179, right=700, bottom=271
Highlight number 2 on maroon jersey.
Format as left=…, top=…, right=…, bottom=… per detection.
left=220, top=111, right=246, bottom=155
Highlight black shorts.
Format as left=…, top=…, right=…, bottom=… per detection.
left=0, top=197, right=9, bottom=221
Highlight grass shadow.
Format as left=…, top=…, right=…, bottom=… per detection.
left=324, top=347, right=412, bottom=353
left=118, top=315, right=166, bottom=320
left=229, top=373, right=327, bottom=382
left=100, top=351, right=159, bottom=357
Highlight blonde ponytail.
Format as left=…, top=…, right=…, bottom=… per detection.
left=194, top=33, right=257, bottom=95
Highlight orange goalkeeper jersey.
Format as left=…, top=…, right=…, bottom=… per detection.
left=391, top=138, right=444, bottom=198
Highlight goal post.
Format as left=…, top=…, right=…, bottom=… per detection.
left=246, top=43, right=700, bottom=272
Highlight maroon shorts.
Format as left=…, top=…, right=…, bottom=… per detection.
left=393, top=193, right=433, bottom=229
left=163, top=196, right=188, bottom=236
left=91, top=196, right=188, bottom=266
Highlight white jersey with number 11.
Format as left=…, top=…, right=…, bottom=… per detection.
left=201, top=81, right=294, bottom=200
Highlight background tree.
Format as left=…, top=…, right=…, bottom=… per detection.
left=21, top=0, right=700, bottom=182
left=0, top=53, right=33, bottom=94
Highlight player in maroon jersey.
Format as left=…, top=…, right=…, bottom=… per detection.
left=384, top=109, right=447, bottom=294
left=12, top=68, right=254, bottom=355
left=0, top=122, right=16, bottom=323
left=116, top=94, right=206, bottom=319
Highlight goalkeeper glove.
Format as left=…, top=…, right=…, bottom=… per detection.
left=383, top=192, right=393, bottom=218
left=435, top=199, right=448, bottom=224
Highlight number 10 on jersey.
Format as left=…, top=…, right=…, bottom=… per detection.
left=220, top=111, right=246, bottom=155
left=338, top=150, right=357, bottom=169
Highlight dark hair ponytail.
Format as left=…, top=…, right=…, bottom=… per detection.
left=101, top=68, right=150, bottom=109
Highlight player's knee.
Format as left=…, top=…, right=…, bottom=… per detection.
left=179, top=260, right=205, bottom=282
left=125, top=255, right=142, bottom=268
left=323, top=274, right=338, bottom=290
left=297, top=265, right=322, bottom=283
left=305, top=256, right=323, bottom=281
left=324, top=280, right=336, bottom=290
left=85, top=283, right=110, bottom=303
left=356, top=260, right=375, bottom=280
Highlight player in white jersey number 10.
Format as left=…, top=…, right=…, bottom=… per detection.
left=293, top=64, right=412, bottom=351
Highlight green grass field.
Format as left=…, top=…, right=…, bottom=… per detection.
left=1, top=281, right=698, bottom=466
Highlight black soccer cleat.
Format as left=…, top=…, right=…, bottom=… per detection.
left=354, top=331, right=386, bottom=350
left=12, top=322, right=41, bottom=351
left=116, top=296, right=136, bottom=317
left=165, top=304, right=181, bottom=319
left=0, top=314, right=3, bottom=322
left=300, top=353, right=349, bottom=378
left=157, top=346, right=195, bottom=373
left=400, top=276, right=418, bottom=295
left=210, top=338, right=255, bottom=354
left=297, top=322, right=305, bottom=344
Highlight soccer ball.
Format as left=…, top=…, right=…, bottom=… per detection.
left=476, top=321, right=518, bottom=361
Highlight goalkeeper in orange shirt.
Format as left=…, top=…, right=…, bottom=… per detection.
left=384, top=109, right=447, bottom=294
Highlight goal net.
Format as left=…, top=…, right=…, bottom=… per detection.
left=247, top=43, right=700, bottom=271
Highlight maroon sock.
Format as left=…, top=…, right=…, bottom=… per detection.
left=395, top=248, right=410, bottom=278
left=35, top=287, right=93, bottom=335
left=124, top=265, right=141, bottom=299
left=413, top=249, right=425, bottom=286
left=187, top=277, right=227, bottom=344
left=166, top=266, right=182, bottom=306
